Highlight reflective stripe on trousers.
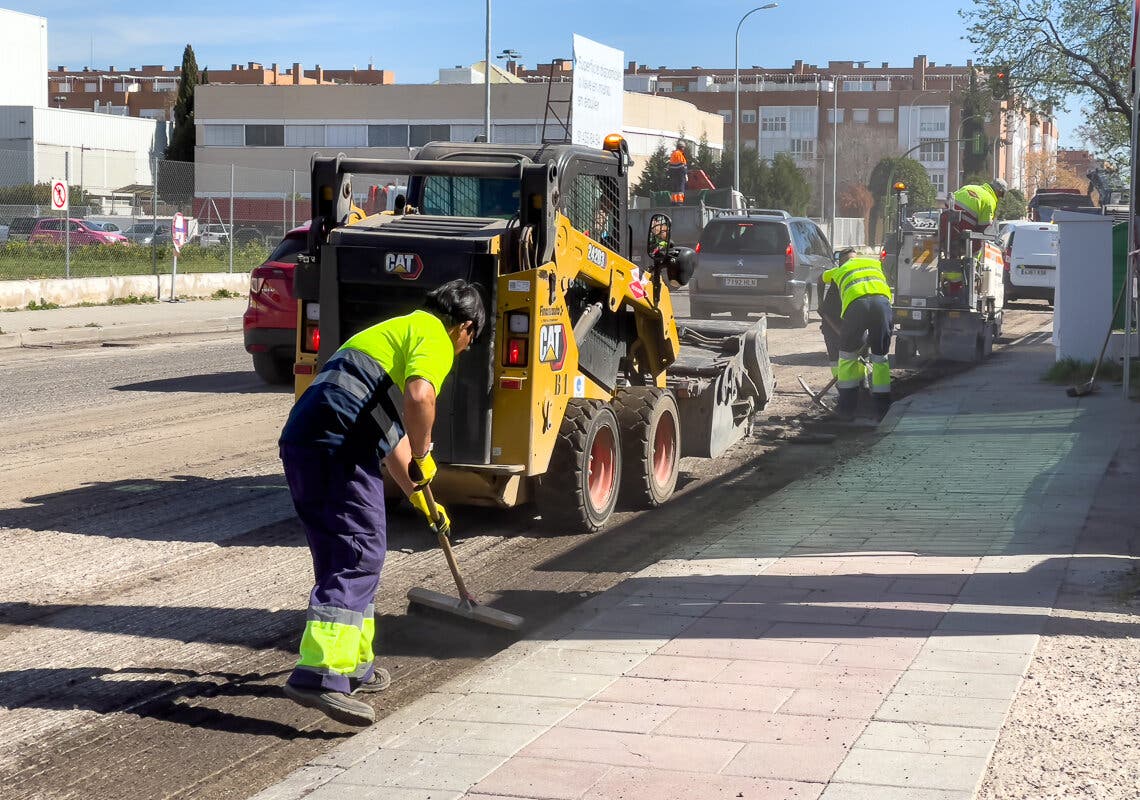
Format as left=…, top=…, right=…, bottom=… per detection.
left=870, top=352, right=891, bottom=395
left=295, top=603, right=377, bottom=681
left=836, top=349, right=866, bottom=389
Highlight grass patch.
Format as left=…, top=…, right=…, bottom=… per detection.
left=109, top=294, right=159, bottom=305
left=212, top=288, right=242, bottom=299
left=26, top=298, right=61, bottom=311
left=0, top=242, right=267, bottom=280
left=1043, top=357, right=1140, bottom=385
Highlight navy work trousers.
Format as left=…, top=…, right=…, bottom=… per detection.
left=281, top=443, right=387, bottom=693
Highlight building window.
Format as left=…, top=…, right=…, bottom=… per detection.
left=368, top=124, right=409, bottom=147
left=138, top=109, right=167, bottom=120
left=743, top=139, right=757, bottom=151
left=842, top=80, right=877, bottom=92
left=852, top=108, right=869, bottom=124
left=326, top=125, right=367, bottom=147
left=827, top=108, right=845, bottom=124
left=758, top=109, right=784, bottom=131
left=742, top=110, right=758, bottom=125
left=203, top=124, right=245, bottom=147
left=410, top=124, right=451, bottom=147
left=918, top=108, right=947, bottom=133
left=55, top=82, right=72, bottom=92
left=718, top=110, right=732, bottom=123
left=85, top=82, right=97, bottom=92
left=929, top=173, right=945, bottom=195
left=245, top=125, right=285, bottom=147
left=918, top=138, right=945, bottom=163
left=877, top=108, right=894, bottom=123
left=286, top=125, right=325, bottom=147
left=790, top=138, right=816, bottom=159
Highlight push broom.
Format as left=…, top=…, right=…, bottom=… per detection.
left=405, top=485, right=524, bottom=631
left=1067, top=278, right=1129, bottom=398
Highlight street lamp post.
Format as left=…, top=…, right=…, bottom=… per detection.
left=831, top=78, right=838, bottom=236
left=734, top=3, right=778, bottom=195
left=483, top=0, right=491, bottom=142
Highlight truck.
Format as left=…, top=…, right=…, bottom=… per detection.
left=627, top=171, right=745, bottom=264
left=886, top=184, right=1005, bottom=365
left=291, top=136, right=775, bottom=532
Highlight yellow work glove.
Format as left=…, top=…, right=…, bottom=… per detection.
left=409, top=489, right=451, bottom=536
left=408, top=450, right=438, bottom=488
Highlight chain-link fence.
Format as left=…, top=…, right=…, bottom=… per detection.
left=0, top=148, right=314, bottom=281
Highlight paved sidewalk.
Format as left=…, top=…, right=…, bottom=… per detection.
left=0, top=297, right=246, bottom=349
left=253, top=331, right=1139, bottom=800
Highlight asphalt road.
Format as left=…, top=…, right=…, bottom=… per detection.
left=0, top=302, right=1055, bottom=800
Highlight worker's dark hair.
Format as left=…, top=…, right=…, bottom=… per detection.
left=424, top=279, right=487, bottom=340
left=394, top=194, right=407, bottom=212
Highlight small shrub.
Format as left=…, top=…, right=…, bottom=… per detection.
left=107, top=294, right=159, bottom=305
left=26, top=298, right=61, bottom=311
left=212, top=288, right=242, bottom=299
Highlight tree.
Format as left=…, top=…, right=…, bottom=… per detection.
left=759, top=153, right=812, bottom=216
left=694, top=133, right=720, bottom=176
left=997, top=188, right=1028, bottom=220
left=962, top=0, right=1131, bottom=162
left=868, top=156, right=936, bottom=242
left=632, top=144, right=671, bottom=196
left=1021, top=149, right=1085, bottom=197
left=958, top=72, right=993, bottom=179
left=165, top=44, right=200, bottom=162
left=838, top=183, right=874, bottom=231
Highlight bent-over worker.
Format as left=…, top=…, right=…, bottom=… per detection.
left=822, top=253, right=894, bottom=420
left=278, top=279, right=485, bottom=726
left=950, top=178, right=1007, bottom=231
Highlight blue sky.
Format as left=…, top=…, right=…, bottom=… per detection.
left=12, top=0, right=1084, bottom=146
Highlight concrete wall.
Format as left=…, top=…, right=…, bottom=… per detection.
left=0, top=272, right=251, bottom=311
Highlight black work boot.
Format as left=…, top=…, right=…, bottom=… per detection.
left=283, top=683, right=375, bottom=726
left=835, top=388, right=858, bottom=421
left=874, top=393, right=893, bottom=421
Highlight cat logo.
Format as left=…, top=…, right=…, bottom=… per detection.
left=538, top=323, right=567, bottom=371
left=384, top=252, right=424, bottom=280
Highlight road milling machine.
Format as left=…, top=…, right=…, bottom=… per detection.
left=884, top=183, right=1005, bottom=365
left=291, top=135, right=774, bottom=532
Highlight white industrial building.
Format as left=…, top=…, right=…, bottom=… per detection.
left=0, top=7, right=163, bottom=197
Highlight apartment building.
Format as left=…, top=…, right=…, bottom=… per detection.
left=46, top=62, right=395, bottom=122
left=509, top=55, right=1057, bottom=210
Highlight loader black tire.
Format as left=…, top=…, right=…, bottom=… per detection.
left=614, top=388, right=680, bottom=509
left=536, top=400, right=622, bottom=532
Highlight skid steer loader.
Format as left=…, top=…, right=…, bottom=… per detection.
left=291, top=135, right=774, bottom=531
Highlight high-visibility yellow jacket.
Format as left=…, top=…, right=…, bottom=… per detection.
left=823, top=257, right=893, bottom=316
left=952, top=184, right=999, bottom=225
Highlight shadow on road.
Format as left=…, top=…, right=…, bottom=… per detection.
left=113, top=371, right=292, bottom=394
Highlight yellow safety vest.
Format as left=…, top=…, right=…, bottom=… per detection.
left=952, top=184, right=998, bottom=225
left=823, top=257, right=893, bottom=316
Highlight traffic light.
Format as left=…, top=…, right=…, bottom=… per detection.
left=990, top=66, right=1010, bottom=100
left=972, top=132, right=985, bottom=155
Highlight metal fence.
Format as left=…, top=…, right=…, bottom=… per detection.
left=0, top=148, right=311, bottom=281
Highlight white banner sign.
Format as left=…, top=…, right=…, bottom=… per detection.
left=572, top=34, right=624, bottom=150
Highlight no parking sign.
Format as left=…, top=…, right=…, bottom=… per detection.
left=50, top=180, right=68, bottom=211
left=171, top=212, right=188, bottom=254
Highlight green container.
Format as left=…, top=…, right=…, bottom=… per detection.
left=1113, top=221, right=1128, bottom=329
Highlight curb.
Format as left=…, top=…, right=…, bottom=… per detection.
left=0, top=316, right=244, bottom=350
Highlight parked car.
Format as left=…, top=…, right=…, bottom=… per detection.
left=243, top=224, right=308, bottom=385
left=29, top=218, right=128, bottom=245
left=7, top=216, right=41, bottom=242
left=123, top=221, right=172, bottom=245
left=0, top=223, right=9, bottom=243
left=689, top=211, right=831, bottom=327
left=1000, top=221, right=1058, bottom=305
left=198, top=223, right=231, bottom=247
left=87, top=220, right=124, bottom=233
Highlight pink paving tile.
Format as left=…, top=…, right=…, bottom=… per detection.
left=717, top=661, right=902, bottom=693
left=888, top=576, right=969, bottom=596
left=519, top=727, right=744, bottom=773
left=560, top=701, right=680, bottom=734
left=723, top=740, right=853, bottom=782
left=779, top=687, right=888, bottom=718
left=656, top=707, right=868, bottom=746
left=679, top=615, right=775, bottom=640
left=763, top=622, right=920, bottom=647
left=725, top=584, right=815, bottom=604
left=858, top=607, right=947, bottom=631
left=629, top=654, right=733, bottom=681
left=596, top=676, right=794, bottom=712
left=660, top=635, right=835, bottom=664
left=822, top=641, right=925, bottom=669
left=470, top=757, right=609, bottom=800
left=581, top=766, right=823, bottom=800
left=706, top=602, right=867, bottom=626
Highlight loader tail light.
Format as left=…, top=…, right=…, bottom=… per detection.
left=301, top=302, right=320, bottom=353
left=785, top=242, right=795, bottom=274
left=505, top=337, right=528, bottom=367
left=879, top=248, right=887, bottom=263
left=694, top=242, right=701, bottom=253
left=307, top=325, right=320, bottom=352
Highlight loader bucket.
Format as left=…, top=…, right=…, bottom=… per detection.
left=668, top=317, right=775, bottom=459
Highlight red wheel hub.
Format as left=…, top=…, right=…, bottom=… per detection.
left=587, top=426, right=616, bottom=508
left=652, top=412, right=677, bottom=484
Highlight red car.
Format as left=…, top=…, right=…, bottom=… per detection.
left=243, top=224, right=308, bottom=385
left=29, top=218, right=128, bottom=245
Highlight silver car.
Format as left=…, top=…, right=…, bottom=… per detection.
left=689, top=211, right=833, bottom=327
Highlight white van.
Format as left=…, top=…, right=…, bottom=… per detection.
left=999, top=221, right=1058, bottom=305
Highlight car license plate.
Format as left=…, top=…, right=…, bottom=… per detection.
left=723, top=277, right=757, bottom=287
left=911, top=310, right=923, bottom=320
left=1021, top=268, right=1047, bottom=276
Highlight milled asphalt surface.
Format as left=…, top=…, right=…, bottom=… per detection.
left=247, top=330, right=1140, bottom=800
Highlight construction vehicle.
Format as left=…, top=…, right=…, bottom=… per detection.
left=885, top=182, right=1005, bottom=365
left=291, top=135, right=774, bottom=532
left=628, top=172, right=745, bottom=261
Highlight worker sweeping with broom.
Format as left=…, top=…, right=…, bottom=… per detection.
left=277, top=279, right=485, bottom=727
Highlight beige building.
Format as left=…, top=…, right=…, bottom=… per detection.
left=193, top=82, right=724, bottom=194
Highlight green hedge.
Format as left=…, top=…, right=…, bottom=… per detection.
left=0, top=241, right=270, bottom=280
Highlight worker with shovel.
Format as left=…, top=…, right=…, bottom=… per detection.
left=278, top=279, right=485, bottom=727
left=822, top=250, right=894, bottom=420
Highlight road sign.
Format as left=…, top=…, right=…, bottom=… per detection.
left=50, top=180, right=69, bottom=211
left=171, top=212, right=188, bottom=253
